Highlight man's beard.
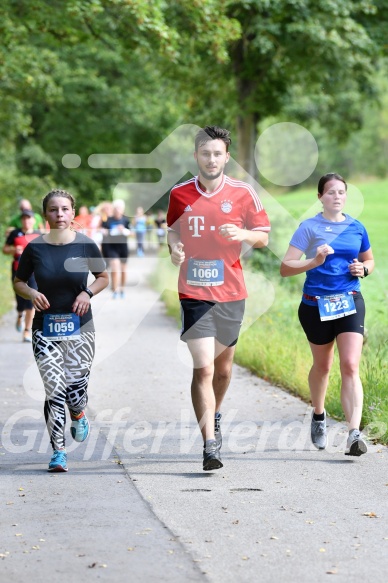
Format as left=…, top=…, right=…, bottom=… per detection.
left=199, top=167, right=224, bottom=181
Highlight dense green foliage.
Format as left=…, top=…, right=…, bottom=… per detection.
left=1, top=0, right=388, bottom=220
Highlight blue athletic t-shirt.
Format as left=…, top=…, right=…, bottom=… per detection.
left=289, top=213, right=370, bottom=303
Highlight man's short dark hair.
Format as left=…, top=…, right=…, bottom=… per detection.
left=195, top=126, right=232, bottom=152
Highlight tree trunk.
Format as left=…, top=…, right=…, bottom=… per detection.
left=236, top=111, right=259, bottom=184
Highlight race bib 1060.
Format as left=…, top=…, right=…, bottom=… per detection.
left=43, top=313, right=81, bottom=340
left=187, top=259, right=224, bottom=287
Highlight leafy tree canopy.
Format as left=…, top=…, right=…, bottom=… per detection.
left=1, top=0, right=388, bottom=215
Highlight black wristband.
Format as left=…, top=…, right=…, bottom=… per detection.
left=81, top=285, right=94, bottom=298
left=363, top=266, right=369, bottom=278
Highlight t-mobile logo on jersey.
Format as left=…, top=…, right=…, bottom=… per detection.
left=188, top=216, right=205, bottom=237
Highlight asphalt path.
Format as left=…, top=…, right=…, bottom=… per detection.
left=1, top=255, right=387, bottom=583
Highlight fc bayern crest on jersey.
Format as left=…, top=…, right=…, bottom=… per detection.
left=221, top=200, right=233, bottom=213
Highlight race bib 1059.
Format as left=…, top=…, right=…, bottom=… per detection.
left=43, top=313, right=81, bottom=340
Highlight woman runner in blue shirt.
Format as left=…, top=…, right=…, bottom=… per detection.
left=280, top=173, right=374, bottom=456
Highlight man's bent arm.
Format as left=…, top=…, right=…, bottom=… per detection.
left=244, top=229, right=269, bottom=249
left=220, top=224, right=269, bottom=249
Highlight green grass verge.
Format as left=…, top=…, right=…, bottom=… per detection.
left=0, top=253, right=14, bottom=320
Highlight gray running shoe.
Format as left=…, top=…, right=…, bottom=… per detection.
left=203, top=440, right=223, bottom=471
left=345, top=429, right=367, bottom=456
left=311, top=410, right=327, bottom=450
left=214, top=412, right=222, bottom=451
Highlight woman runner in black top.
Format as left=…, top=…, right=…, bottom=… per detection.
left=14, top=189, right=109, bottom=472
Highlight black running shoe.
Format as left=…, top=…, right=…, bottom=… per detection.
left=203, top=440, right=223, bottom=471
left=214, top=412, right=222, bottom=451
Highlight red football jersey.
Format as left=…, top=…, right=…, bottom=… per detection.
left=167, top=175, right=271, bottom=301
left=11, top=231, right=41, bottom=271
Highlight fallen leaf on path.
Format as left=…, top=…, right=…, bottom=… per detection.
left=362, top=512, right=378, bottom=518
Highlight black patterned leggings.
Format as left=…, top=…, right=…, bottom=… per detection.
left=32, top=330, right=95, bottom=450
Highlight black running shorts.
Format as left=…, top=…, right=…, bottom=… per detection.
left=298, top=292, right=365, bottom=345
left=101, top=243, right=128, bottom=263
left=180, top=298, right=245, bottom=347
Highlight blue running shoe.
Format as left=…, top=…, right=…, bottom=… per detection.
left=70, top=412, right=90, bottom=442
left=48, top=449, right=68, bottom=472
left=16, top=314, right=23, bottom=332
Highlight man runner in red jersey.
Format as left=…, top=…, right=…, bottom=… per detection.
left=167, top=126, right=271, bottom=470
